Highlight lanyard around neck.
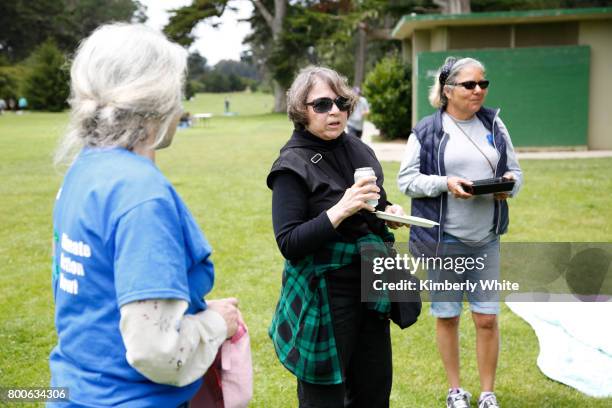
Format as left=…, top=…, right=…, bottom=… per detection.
left=448, top=115, right=496, bottom=174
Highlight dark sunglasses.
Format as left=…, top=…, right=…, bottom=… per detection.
left=451, top=80, right=490, bottom=90
left=306, top=96, right=350, bottom=113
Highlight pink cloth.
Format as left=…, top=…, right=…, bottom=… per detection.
left=220, top=321, right=253, bottom=408
left=191, top=319, right=253, bottom=408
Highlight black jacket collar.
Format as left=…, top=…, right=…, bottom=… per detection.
left=283, top=128, right=346, bottom=152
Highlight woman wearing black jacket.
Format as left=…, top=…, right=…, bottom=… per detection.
left=266, top=66, right=407, bottom=408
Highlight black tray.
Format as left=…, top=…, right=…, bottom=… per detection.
left=464, top=177, right=515, bottom=195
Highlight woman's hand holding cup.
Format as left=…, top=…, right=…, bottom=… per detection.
left=327, top=176, right=380, bottom=228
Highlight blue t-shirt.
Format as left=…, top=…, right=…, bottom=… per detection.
left=49, top=148, right=215, bottom=407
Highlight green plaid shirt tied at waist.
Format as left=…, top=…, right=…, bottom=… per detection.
left=269, top=231, right=394, bottom=385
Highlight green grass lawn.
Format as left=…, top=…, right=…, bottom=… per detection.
left=1, top=92, right=611, bottom=407
left=183, top=91, right=275, bottom=116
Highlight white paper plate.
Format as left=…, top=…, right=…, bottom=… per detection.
left=375, top=211, right=439, bottom=228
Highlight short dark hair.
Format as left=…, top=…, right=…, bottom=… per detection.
left=286, top=66, right=358, bottom=128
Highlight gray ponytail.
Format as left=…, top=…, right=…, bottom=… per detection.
left=55, top=23, right=187, bottom=167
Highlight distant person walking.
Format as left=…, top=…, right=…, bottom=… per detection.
left=224, top=97, right=230, bottom=114
left=0, top=98, right=6, bottom=114
left=346, top=86, right=370, bottom=139
left=18, top=96, right=28, bottom=111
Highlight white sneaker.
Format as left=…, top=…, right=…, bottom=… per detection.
left=478, top=393, right=500, bottom=408
left=446, top=388, right=472, bottom=408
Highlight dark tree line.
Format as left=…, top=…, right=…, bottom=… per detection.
left=165, top=0, right=612, bottom=112
left=1, top=0, right=610, bottom=112
left=186, top=52, right=262, bottom=96
left=0, top=0, right=145, bottom=62
left=0, top=0, right=144, bottom=110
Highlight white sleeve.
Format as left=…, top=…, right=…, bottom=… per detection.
left=120, top=299, right=227, bottom=387
left=397, top=134, right=448, bottom=198
left=496, top=117, right=523, bottom=197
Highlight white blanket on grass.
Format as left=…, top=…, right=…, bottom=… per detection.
left=506, top=299, right=612, bottom=398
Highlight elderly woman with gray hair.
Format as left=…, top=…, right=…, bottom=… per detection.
left=266, top=66, right=407, bottom=407
left=398, top=57, right=522, bottom=408
left=49, top=23, right=239, bottom=407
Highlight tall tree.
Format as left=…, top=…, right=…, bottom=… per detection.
left=349, top=1, right=440, bottom=87
left=165, top=1, right=414, bottom=109
left=188, top=51, right=209, bottom=79
left=0, top=0, right=65, bottom=61
left=433, top=0, right=471, bottom=13
left=252, top=1, right=286, bottom=111
left=0, top=0, right=144, bottom=62
left=165, top=0, right=288, bottom=112
left=23, top=39, right=70, bottom=111
left=0, top=69, right=19, bottom=100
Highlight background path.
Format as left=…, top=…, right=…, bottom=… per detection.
left=362, top=121, right=612, bottom=162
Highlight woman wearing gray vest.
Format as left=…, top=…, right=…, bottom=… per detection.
left=397, top=57, right=522, bottom=408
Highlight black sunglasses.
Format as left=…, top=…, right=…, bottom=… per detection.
left=451, top=80, right=490, bottom=90
left=306, top=96, right=350, bottom=113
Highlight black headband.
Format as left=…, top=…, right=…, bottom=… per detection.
left=439, top=57, right=458, bottom=86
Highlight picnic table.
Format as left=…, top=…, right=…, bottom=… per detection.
left=193, top=113, right=213, bottom=126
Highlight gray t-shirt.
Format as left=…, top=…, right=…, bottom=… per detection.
left=442, top=113, right=498, bottom=243
left=397, top=111, right=523, bottom=244
left=347, top=97, right=370, bottom=131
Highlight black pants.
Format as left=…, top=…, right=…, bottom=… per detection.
left=297, top=289, right=392, bottom=408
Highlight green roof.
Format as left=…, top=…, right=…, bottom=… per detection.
left=392, top=7, right=612, bottom=39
